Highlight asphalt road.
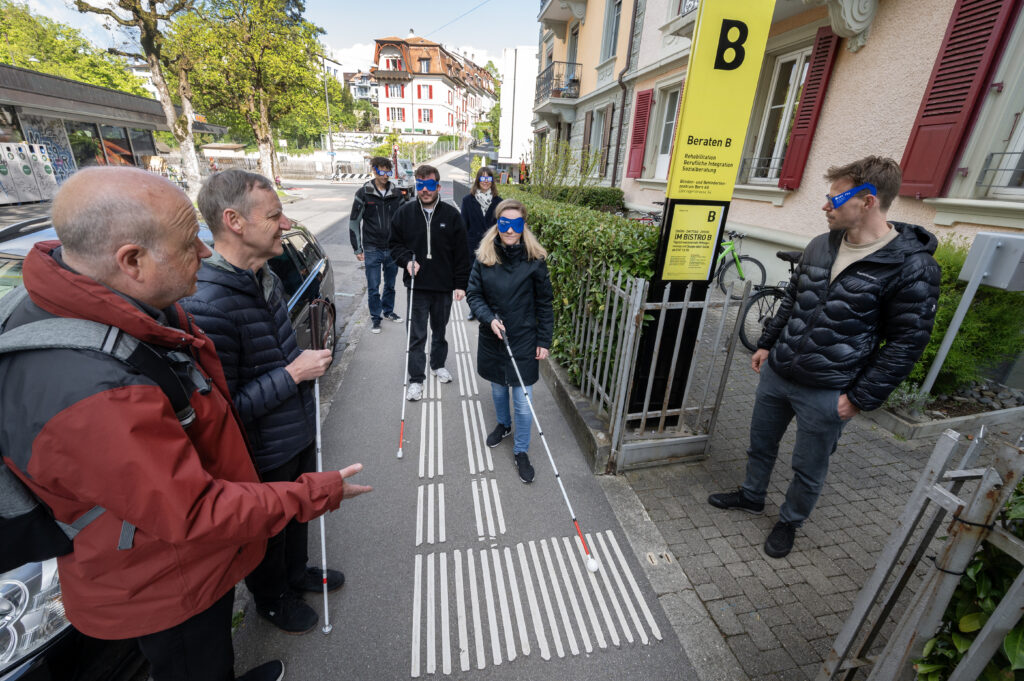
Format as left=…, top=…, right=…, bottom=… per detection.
left=230, top=173, right=699, bottom=681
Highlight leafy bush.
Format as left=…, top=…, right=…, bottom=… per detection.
left=504, top=185, right=659, bottom=378
left=519, top=184, right=625, bottom=212
left=904, top=237, right=1024, bottom=395
left=913, top=483, right=1024, bottom=680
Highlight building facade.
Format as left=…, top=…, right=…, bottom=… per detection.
left=344, top=71, right=379, bottom=105
left=533, top=0, right=1024, bottom=282
left=499, top=46, right=539, bottom=166
left=372, top=33, right=497, bottom=140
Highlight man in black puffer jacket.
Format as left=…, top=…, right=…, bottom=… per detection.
left=182, top=170, right=343, bottom=635
left=709, top=156, right=941, bottom=559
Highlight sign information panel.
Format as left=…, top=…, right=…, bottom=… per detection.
left=661, top=204, right=725, bottom=281
left=665, top=0, right=775, bottom=202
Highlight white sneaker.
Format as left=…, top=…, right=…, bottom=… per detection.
left=432, top=367, right=453, bottom=383
left=406, top=382, right=423, bottom=401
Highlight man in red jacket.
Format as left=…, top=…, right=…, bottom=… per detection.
left=0, top=167, right=372, bottom=681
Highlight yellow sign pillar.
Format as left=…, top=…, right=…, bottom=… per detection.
left=657, top=0, right=776, bottom=281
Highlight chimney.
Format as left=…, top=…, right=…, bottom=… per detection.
left=408, top=28, right=416, bottom=38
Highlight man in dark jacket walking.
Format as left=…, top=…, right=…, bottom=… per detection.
left=0, top=167, right=371, bottom=681
left=708, top=156, right=941, bottom=559
left=350, top=156, right=406, bottom=334
left=182, top=169, right=343, bottom=634
left=389, top=164, right=471, bottom=401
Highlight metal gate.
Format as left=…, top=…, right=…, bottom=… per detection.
left=568, top=267, right=747, bottom=471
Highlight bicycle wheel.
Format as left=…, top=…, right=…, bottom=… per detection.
left=739, top=288, right=783, bottom=352
left=718, top=255, right=766, bottom=300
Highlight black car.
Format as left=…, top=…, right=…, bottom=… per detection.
left=0, top=216, right=336, bottom=681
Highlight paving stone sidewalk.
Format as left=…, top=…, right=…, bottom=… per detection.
left=621, top=350, right=942, bottom=681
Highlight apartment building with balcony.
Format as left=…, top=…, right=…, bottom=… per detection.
left=533, top=0, right=635, bottom=183
left=372, top=33, right=497, bottom=140
left=534, top=0, right=1024, bottom=282
left=344, top=71, right=379, bottom=105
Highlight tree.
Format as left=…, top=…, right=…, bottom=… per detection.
left=483, top=60, right=501, bottom=148
left=0, top=1, right=150, bottom=95
left=173, top=0, right=327, bottom=179
left=73, top=0, right=204, bottom=199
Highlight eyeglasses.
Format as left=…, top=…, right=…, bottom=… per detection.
left=375, top=168, right=393, bottom=177
left=415, top=179, right=438, bottom=192
left=826, top=182, right=876, bottom=209
left=479, top=176, right=493, bottom=184
left=497, top=216, right=524, bottom=234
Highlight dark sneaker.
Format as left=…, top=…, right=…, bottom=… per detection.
left=486, top=423, right=512, bottom=448
left=256, top=594, right=317, bottom=634
left=467, top=310, right=475, bottom=320
left=764, top=521, right=798, bottom=558
left=371, top=319, right=382, bottom=334
left=290, top=567, right=345, bottom=594
left=238, top=660, right=285, bottom=681
left=707, top=488, right=765, bottom=514
left=514, top=452, right=534, bottom=483
left=384, top=312, right=403, bottom=323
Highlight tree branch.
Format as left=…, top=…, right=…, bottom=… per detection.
left=107, top=46, right=146, bottom=60
left=73, top=1, right=135, bottom=28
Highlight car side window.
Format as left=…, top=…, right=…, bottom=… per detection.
left=0, top=257, right=24, bottom=300
left=290, top=233, right=322, bottom=273
left=267, top=244, right=305, bottom=299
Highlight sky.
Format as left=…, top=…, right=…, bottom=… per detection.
left=25, top=0, right=541, bottom=76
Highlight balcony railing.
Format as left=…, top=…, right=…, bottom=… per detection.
left=535, top=61, right=582, bottom=107
left=977, top=151, right=1024, bottom=192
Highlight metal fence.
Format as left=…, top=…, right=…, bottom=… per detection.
left=535, top=61, right=583, bottom=105
left=820, top=427, right=1024, bottom=680
left=569, top=267, right=748, bottom=470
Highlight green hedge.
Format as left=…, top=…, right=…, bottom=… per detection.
left=905, top=237, right=1024, bottom=395
left=517, top=184, right=626, bottom=212
left=504, top=186, right=659, bottom=377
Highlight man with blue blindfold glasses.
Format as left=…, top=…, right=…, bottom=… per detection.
left=389, top=164, right=471, bottom=401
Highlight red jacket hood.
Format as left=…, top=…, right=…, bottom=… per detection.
left=24, top=240, right=204, bottom=350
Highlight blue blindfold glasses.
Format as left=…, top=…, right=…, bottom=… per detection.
left=415, top=179, right=438, bottom=192
left=375, top=168, right=393, bottom=177
left=498, top=216, right=525, bottom=234
left=479, top=176, right=493, bottom=184
left=826, top=182, right=876, bottom=209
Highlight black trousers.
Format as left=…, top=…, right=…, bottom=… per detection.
left=407, top=289, right=452, bottom=383
left=137, top=588, right=234, bottom=681
left=244, top=442, right=315, bottom=605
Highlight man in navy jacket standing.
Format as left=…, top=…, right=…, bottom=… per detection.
left=389, top=164, right=471, bottom=401
left=708, top=156, right=941, bottom=559
left=182, top=169, right=342, bottom=634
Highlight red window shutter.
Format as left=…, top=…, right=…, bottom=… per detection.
left=899, top=0, right=1019, bottom=198
left=401, top=85, right=406, bottom=98
left=417, top=85, right=421, bottom=98
left=429, top=85, right=433, bottom=99
left=417, top=108, right=421, bottom=122
left=386, top=108, right=390, bottom=121
left=625, top=89, right=654, bottom=178
left=776, top=26, right=840, bottom=190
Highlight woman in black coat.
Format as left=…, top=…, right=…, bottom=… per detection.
left=466, top=198, right=553, bottom=483
left=460, top=166, right=501, bottom=320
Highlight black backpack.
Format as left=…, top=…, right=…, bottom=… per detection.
left=0, top=287, right=209, bottom=573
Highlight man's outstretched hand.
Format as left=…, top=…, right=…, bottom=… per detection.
left=338, top=463, right=373, bottom=499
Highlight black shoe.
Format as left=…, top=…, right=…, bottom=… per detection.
left=256, top=594, right=317, bottom=634
left=514, top=452, right=534, bottom=483
left=707, top=488, right=765, bottom=514
left=467, top=310, right=475, bottom=320
left=384, top=311, right=403, bottom=323
left=238, top=660, right=285, bottom=681
left=290, top=567, right=345, bottom=593
left=764, top=521, right=798, bottom=558
left=486, top=423, right=512, bottom=448
left=371, top=319, right=382, bottom=334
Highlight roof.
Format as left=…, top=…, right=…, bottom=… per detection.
left=371, top=37, right=497, bottom=96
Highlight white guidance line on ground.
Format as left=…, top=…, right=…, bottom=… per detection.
left=408, top=530, right=662, bottom=677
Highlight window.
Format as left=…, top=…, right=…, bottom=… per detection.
left=99, top=126, right=133, bottom=166
left=567, top=24, right=579, bottom=65
left=419, top=59, right=430, bottom=73
left=601, top=0, right=622, bottom=61
left=652, top=87, right=681, bottom=180
left=384, top=56, right=404, bottom=71
left=387, top=107, right=405, bottom=122
left=129, top=128, right=156, bottom=166
left=746, top=47, right=811, bottom=183
left=386, top=84, right=403, bottom=98
left=419, top=109, right=433, bottom=123
left=0, top=106, right=23, bottom=142
left=448, top=90, right=453, bottom=104
left=417, top=84, right=433, bottom=99
left=64, top=120, right=106, bottom=167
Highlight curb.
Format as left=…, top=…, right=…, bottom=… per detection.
left=539, top=358, right=612, bottom=474
left=599, top=475, right=745, bottom=681
left=860, top=404, right=1024, bottom=440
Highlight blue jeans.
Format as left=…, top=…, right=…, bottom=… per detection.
left=491, top=382, right=533, bottom=454
left=741, top=363, right=849, bottom=526
left=364, top=248, right=397, bottom=322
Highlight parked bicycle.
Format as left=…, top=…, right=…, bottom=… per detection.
left=715, top=231, right=766, bottom=300
left=615, top=200, right=664, bottom=227
left=738, top=250, right=802, bottom=352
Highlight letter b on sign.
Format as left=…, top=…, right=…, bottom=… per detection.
left=707, top=210, right=717, bottom=222
left=713, top=19, right=748, bottom=71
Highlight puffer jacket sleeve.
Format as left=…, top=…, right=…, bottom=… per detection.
left=757, top=262, right=800, bottom=350
left=182, top=296, right=298, bottom=422
left=349, top=186, right=365, bottom=254
left=451, top=210, right=472, bottom=291
left=846, top=254, right=942, bottom=411
left=466, top=260, right=495, bottom=323
left=534, top=260, right=554, bottom=348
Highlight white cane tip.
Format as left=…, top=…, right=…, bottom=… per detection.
left=397, top=449, right=403, bottom=459
left=587, top=557, right=599, bottom=573
left=322, top=624, right=333, bottom=635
